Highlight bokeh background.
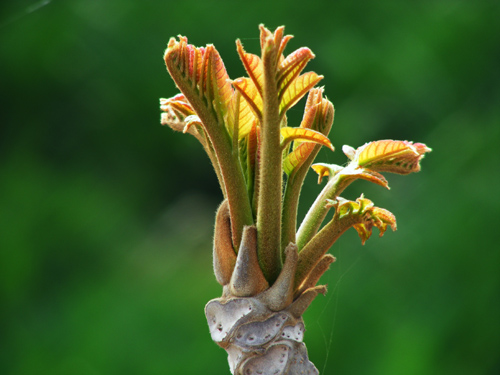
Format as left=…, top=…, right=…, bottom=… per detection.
left=1, top=0, right=499, bottom=374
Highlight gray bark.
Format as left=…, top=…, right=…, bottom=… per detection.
left=206, top=296, right=318, bottom=375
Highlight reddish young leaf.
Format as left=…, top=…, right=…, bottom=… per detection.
left=236, top=40, right=264, bottom=95
left=277, top=35, right=294, bottom=63
left=227, top=91, right=258, bottom=140
left=299, top=89, right=323, bottom=129
left=310, top=163, right=343, bottom=184
left=280, top=127, right=334, bottom=151
left=160, top=94, right=195, bottom=123
left=160, top=94, right=201, bottom=137
left=232, top=77, right=263, bottom=122
left=332, top=196, right=397, bottom=245
left=283, top=91, right=334, bottom=176
left=182, top=115, right=203, bottom=134
left=208, top=45, right=234, bottom=120
left=160, top=94, right=219, bottom=184
left=368, top=207, right=397, bottom=237
left=165, top=37, right=202, bottom=91
left=356, top=169, right=390, bottom=189
left=283, top=142, right=315, bottom=175
left=247, top=123, right=259, bottom=177
left=311, top=162, right=389, bottom=189
left=164, top=37, right=234, bottom=126
left=277, top=47, right=315, bottom=94
left=293, top=88, right=334, bottom=150
left=356, top=140, right=432, bottom=175
left=272, top=25, right=285, bottom=52
left=280, top=72, right=323, bottom=115
left=353, top=205, right=397, bottom=245
left=261, top=24, right=290, bottom=67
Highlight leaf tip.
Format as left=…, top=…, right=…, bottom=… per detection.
left=343, top=145, right=356, bottom=160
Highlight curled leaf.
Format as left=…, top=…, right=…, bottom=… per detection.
left=213, top=200, right=236, bottom=287
left=311, top=162, right=389, bottom=189
left=311, top=163, right=343, bottom=184
left=282, top=90, right=334, bottom=176
left=342, top=145, right=356, bottom=160
left=302, top=89, right=334, bottom=135
left=355, top=140, right=432, bottom=175
left=164, top=36, right=234, bottom=129
left=294, top=254, right=335, bottom=298
left=160, top=93, right=194, bottom=118
left=182, top=115, right=203, bottom=133
left=277, top=34, right=294, bottom=63
left=367, top=207, right=397, bottom=236
left=333, top=196, right=397, bottom=245
left=160, top=94, right=206, bottom=142
left=357, top=169, right=390, bottom=189
left=280, top=127, right=334, bottom=151
left=302, top=88, right=323, bottom=121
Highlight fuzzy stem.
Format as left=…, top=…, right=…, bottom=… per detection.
left=296, top=164, right=357, bottom=250
left=281, top=145, right=322, bottom=256
left=256, top=29, right=282, bottom=282
left=295, top=213, right=359, bottom=289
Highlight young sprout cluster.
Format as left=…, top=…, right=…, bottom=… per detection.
left=160, top=25, right=430, bottom=375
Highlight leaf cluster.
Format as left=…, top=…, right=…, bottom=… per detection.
left=160, top=25, right=430, bottom=305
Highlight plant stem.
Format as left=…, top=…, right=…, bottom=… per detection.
left=296, top=165, right=356, bottom=250
left=256, top=32, right=282, bottom=282
left=204, top=112, right=254, bottom=249
left=281, top=145, right=322, bottom=256
left=295, top=213, right=358, bottom=289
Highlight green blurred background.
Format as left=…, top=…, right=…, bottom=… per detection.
left=1, top=0, right=499, bottom=374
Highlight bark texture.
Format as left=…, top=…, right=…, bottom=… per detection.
left=205, top=296, right=318, bottom=375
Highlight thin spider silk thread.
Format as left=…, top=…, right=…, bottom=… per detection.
left=316, top=247, right=361, bottom=374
